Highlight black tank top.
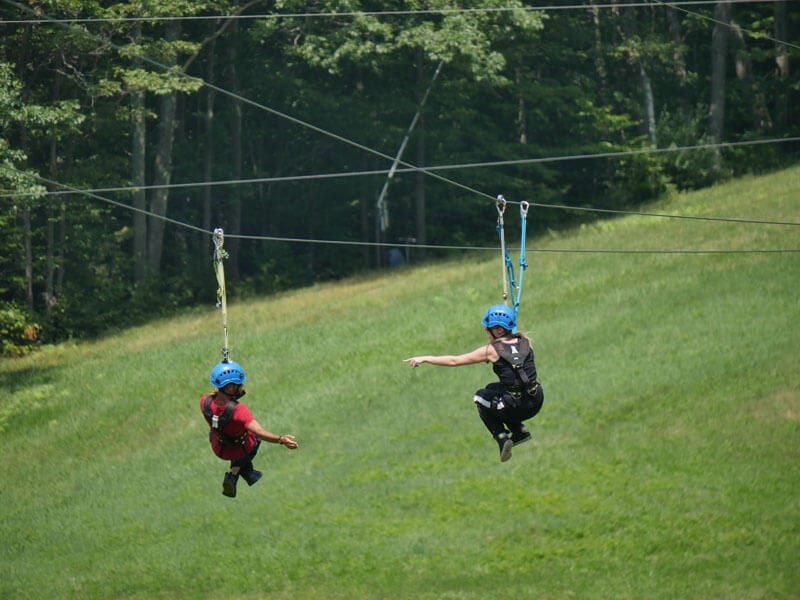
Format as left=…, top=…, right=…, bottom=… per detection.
left=491, top=335, right=537, bottom=388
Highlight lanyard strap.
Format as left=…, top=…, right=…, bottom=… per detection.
left=495, top=196, right=529, bottom=316
left=212, top=228, right=230, bottom=362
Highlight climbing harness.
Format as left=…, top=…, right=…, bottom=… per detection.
left=492, top=336, right=535, bottom=388
left=212, top=228, right=230, bottom=362
left=202, top=395, right=247, bottom=446
left=490, top=335, right=540, bottom=408
left=495, top=196, right=529, bottom=317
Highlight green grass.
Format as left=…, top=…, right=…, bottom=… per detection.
left=2, top=166, right=799, bottom=599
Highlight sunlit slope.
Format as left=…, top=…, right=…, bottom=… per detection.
left=1, top=165, right=798, bottom=599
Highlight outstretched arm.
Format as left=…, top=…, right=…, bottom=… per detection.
left=246, top=418, right=299, bottom=449
left=404, top=344, right=496, bottom=368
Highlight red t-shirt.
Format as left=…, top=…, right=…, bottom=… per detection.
left=200, top=394, right=258, bottom=460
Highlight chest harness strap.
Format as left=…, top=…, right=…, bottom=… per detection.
left=203, top=395, right=247, bottom=446
left=492, top=337, right=539, bottom=395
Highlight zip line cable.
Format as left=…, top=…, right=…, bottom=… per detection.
left=5, top=162, right=798, bottom=255
left=523, top=198, right=800, bottom=227
left=407, top=137, right=800, bottom=178
left=5, top=164, right=799, bottom=255
left=4, top=161, right=799, bottom=229
left=1, top=0, right=787, bottom=26
left=217, top=231, right=800, bottom=254
left=8, top=137, right=799, bottom=225
left=0, top=165, right=210, bottom=235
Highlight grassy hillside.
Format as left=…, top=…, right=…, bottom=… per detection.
left=1, top=166, right=799, bottom=599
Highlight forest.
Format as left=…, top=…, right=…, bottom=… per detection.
left=1, top=0, right=798, bottom=354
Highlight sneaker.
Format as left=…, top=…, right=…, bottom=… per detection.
left=222, top=472, right=238, bottom=498
left=241, top=469, right=262, bottom=487
left=511, top=426, right=532, bottom=446
left=497, top=434, right=513, bottom=462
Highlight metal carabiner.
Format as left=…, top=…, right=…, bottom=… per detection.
left=213, top=228, right=225, bottom=262
left=496, top=194, right=507, bottom=218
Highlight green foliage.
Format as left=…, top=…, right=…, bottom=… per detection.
left=657, top=107, right=729, bottom=190
left=282, top=0, right=541, bottom=84
left=99, top=66, right=202, bottom=96
left=0, top=303, right=41, bottom=357
left=604, top=150, right=668, bottom=207
left=0, top=62, right=81, bottom=182
left=724, top=130, right=796, bottom=176
left=0, top=62, right=22, bottom=118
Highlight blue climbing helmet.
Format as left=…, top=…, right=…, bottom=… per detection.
left=210, top=360, right=246, bottom=388
left=481, top=304, right=517, bottom=332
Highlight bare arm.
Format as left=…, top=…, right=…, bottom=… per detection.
left=246, top=418, right=299, bottom=449
left=404, top=344, right=498, bottom=368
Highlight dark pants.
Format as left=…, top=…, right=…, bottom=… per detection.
left=231, top=439, right=261, bottom=472
left=473, top=383, right=544, bottom=438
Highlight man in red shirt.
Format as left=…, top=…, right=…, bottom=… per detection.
left=201, top=360, right=298, bottom=497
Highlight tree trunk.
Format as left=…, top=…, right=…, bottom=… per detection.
left=773, top=0, right=789, bottom=131
left=618, top=6, right=656, bottom=146
left=225, top=24, right=242, bottom=281
left=202, top=34, right=217, bottom=233
left=590, top=3, right=608, bottom=105
left=516, top=67, right=528, bottom=144
left=415, top=117, right=426, bottom=259
left=414, top=51, right=427, bottom=260
left=640, top=63, right=656, bottom=147
left=146, top=22, right=180, bottom=275
left=666, top=7, right=689, bottom=114
left=709, top=1, right=731, bottom=170
left=131, top=23, right=147, bottom=284
left=45, top=139, right=57, bottom=315
left=200, top=27, right=218, bottom=289
left=57, top=202, right=66, bottom=291
left=23, top=207, right=33, bottom=311
left=730, top=18, right=770, bottom=130
left=146, top=89, right=177, bottom=274
left=132, top=87, right=147, bottom=283
left=360, top=158, right=371, bottom=268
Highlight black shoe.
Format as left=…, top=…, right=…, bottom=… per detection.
left=241, top=469, right=262, bottom=486
left=511, top=425, right=532, bottom=447
left=222, top=472, right=238, bottom=498
left=497, top=434, right=513, bottom=462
